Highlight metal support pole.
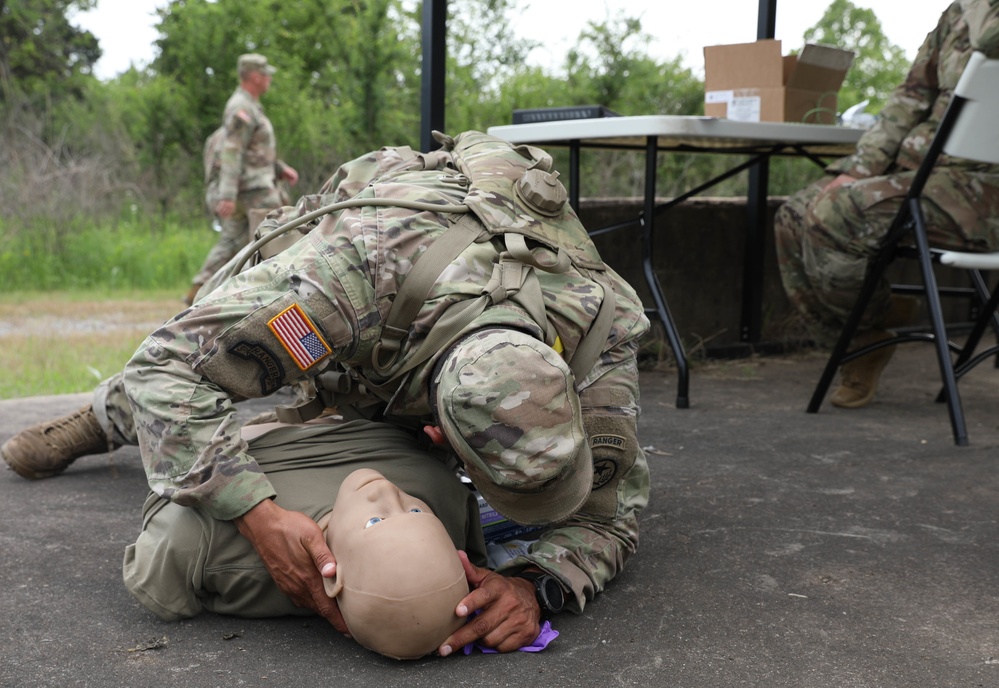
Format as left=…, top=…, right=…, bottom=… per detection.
left=642, top=136, right=689, bottom=408
left=740, top=0, right=777, bottom=343
left=420, top=0, right=446, bottom=152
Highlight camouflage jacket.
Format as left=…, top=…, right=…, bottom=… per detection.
left=829, top=0, right=999, bottom=178
left=124, top=133, right=652, bottom=612
left=206, top=87, right=291, bottom=201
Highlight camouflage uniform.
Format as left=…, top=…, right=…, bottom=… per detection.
left=775, top=0, right=999, bottom=346
left=121, top=132, right=652, bottom=613
left=195, top=86, right=292, bottom=285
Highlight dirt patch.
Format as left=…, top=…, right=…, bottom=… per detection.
left=0, top=296, right=184, bottom=336
left=0, top=294, right=189, bottom=398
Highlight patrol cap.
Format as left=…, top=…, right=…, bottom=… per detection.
left=433, top=328, right=592, bottom=526
left=238, top=53, right=277, bottom=76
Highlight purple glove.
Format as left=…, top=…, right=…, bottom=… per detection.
left=462, top=620, right=559, bottom=655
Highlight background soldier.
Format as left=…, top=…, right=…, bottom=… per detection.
left=774, top=0, right=999, bottom=408
left=186, top=53, right=299, bottom=305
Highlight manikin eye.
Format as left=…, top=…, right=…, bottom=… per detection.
left=365, top=517, right=383, bottom=528
left=409, top=508, right=423, bottom=513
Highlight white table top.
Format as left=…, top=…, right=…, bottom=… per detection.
left=487, top=115, right=864, bottom=157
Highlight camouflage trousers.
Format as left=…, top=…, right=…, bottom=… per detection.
left=193, top=186, right=284, bottom=286
left=774, top=168, right=999, bottom=346
left=93, top=373, right=137, bottom=446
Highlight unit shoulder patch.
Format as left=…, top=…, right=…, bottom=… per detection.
left=590, top=434, right=627, bottom=451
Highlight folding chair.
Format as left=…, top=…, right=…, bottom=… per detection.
left=807, top=51, right=999, bottom=446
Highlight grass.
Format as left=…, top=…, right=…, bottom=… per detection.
left=0, top=212, right=220, bottom=398
left=0, top=291, right=187, bottom=399
left=0, top=214, right=217, bottom=292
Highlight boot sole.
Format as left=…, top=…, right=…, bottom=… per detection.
left=830, top=389, right=879, bottom=409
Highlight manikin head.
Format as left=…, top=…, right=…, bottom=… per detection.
left=324, top=469, right=468, bottom=660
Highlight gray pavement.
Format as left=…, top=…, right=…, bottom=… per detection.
left=2, top=346, right=998, bottom=688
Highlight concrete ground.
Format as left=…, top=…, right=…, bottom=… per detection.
left=2, top=345, right=998, bottom=688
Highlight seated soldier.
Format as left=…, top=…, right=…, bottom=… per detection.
left=774, top=0, right=999, bottom=408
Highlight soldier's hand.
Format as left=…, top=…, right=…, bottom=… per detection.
left=234, top=499, right=347, bottom=633
left=215, top=199, right=236, bottom=218
left=437, top=550, right=540, bottom=656
left=281, top=166, right=299, bottom=185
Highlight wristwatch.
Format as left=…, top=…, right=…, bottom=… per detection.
left=512, top=571, right=565, bottom=617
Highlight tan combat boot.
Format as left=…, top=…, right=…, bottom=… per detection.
left=0, top=405, right=110, bottom=479
left=830, top=329, right=896, bottom=408
left=830, top=294, right=921, bottom=409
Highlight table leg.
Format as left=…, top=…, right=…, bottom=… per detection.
left=569, top=141, right=580, bottom=211
left=643, top=136, right=690, bottom=408
left=741, top=159, right=770, bottom=343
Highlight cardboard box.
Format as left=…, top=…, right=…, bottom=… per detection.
left=703, top=40, right=854, bottom=124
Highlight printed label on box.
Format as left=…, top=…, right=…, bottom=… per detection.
left=728, top=96, right=762, bottom=122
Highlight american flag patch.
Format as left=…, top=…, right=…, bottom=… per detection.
left=267, top=304, right=332, bottom=370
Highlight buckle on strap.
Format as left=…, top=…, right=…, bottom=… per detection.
left=504, top=232, right=570, bottom=274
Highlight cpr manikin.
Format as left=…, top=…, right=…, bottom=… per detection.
left=320, top=468, right=469, bottom=660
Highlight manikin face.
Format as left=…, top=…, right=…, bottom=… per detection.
left=325, top=469, right=468, bottom=660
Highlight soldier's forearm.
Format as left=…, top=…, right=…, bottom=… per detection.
left=123, top=338, right=277, bottom=520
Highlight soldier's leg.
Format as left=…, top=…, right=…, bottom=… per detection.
left=919, top=168, right=999, bottom=252
left=186, top=188, right=285, bottom=304
left=779, top=168, right=992, bottom=347
left=190, top=210, right=251, bottom=291
left=774, top=176, right=835, bottom=342
left=808, top=172, right=964, bottom=407
left=0, top=373, right=132, bottom=480
left=122, top=494, right=220, bottom=621
left=92, top=372, right=139, bottom=445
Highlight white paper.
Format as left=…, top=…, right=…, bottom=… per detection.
left=728, top=96, right=762, bottom=122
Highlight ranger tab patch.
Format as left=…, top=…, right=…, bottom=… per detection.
left=267, top=304, right=332, bottom=370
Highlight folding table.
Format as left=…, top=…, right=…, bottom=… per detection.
left=488, top=115, right=863, bottom=407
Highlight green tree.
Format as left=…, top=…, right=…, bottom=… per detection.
left=480, top=9, right=722, bottom=199
left=0, top=1, right=149, bottom=234
left=444, top=0, right=538, bottom=128
left=104, top=69, right=200, bottom=216
left=554, top=12, right=703, bottom=117
left=0, top=0, right=101, bottom=103
left=149, top=0, right=420, bottom=193
left=803, top=0, right=909, bottom=114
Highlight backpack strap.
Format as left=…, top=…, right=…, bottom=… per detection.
left=371, top=213, right=486, bottom=376
left=566, top=270, right=616, bottom=382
